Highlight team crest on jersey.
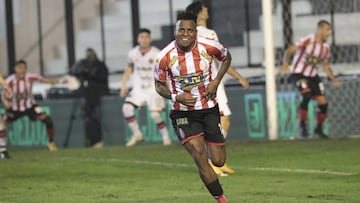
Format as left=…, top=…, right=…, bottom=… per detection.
left=175, top=73, right=207, bottom=91
left=149, top=59, right=154, bottom=64
left=199, top=60, right=207, bottom=71
left=200, top=51, right=212, bottom=62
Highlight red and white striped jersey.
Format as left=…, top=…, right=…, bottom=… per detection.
left=5, top=73, right=43, bottom=111
left=128, top=45, right=160, bottom=90
left=154, top=36, right=228, bottom=111
left=291, top=34, right=331, bottom=77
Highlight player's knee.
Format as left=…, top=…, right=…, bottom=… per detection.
left=42, top=116, right=54, bottom=128
left=122, top=103, right=135, bottom=118
left=211, top=158, right=225, bottom=167
left=300, top=92, right=312, bottom=109
left=150, top=111, right=162, bottom=123
left=0, top=119, right=6, bottom=131
left=318, top=103, right=328, bottom=114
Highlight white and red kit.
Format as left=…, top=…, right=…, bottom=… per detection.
left=125, top=45, right=165, bottom=111
left=197, top=25, right=231, bottom=116
left=154, top=36, right=228, bottom=111
left=5, top=73, right=43, bottom=111
left=291, top=34, right=331, bottom=77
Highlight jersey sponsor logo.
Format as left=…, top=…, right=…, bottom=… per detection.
left=304, top=53, right=319, bottom=65
left=176, top=117, right=188, bottom=125
left=175, top=73, right=207, bottom=91
left=15, top=93, right=29, bottom=101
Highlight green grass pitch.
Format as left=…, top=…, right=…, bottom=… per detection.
left=1, top=138, right=359, bottom=203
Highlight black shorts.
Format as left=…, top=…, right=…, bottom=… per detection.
left=169, top=105, right=225, bottom=145
left=4, top=105, right=45, bottom=122
left=290, top=74, right=325, bottom=96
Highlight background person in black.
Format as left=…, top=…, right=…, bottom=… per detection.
left=71, top=48, right=109, bottom=147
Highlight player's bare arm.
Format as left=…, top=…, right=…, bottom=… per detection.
left=204, top=52, right=232, bottom=100
left=226, top=66, right=250, bottom=90
left=120, top=65, right=133, bottom=97
left=0, top=75, right=12, bottom=98
left=322, top=59, right=341, bottom=88
left=280, top=45, right=297, bottom=73
left=42, top=77, right=66, bottom=85
left=155, top=80, right=196, bottom=107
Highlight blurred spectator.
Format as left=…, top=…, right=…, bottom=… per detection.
left=71, top=48, right=109, bottom=147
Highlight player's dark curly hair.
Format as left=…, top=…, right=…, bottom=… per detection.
left=185, top=1, right=203, bottom=16
left=317, top=20, right=331, bottom=28
left=15, top=60, right=27, bottom=66
left=138, top=28, right=151, bottom=35
left=176, top=11, right=197, bottom=24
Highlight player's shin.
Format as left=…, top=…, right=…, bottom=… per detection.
left=205, top=179, right=228, bottom=203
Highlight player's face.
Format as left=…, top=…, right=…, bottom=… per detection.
left=198, top=6, right=209, bottom=21
left=175, top=19, right=197, bottom=52
left=319, top=24, right=332, bottom=42
left=15, top=63, right=27, bottom=79
left=137, top=32, right=152, bottom=49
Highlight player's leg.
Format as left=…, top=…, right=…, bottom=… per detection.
left=1, top=109, right=22, bottom=159
left=184, top=138, right=228, bottom=202
left=312, top=77, right=328, bottom=138
left=202, top=107, right=228, bottom=203
left=170, top=109, right=228, bottom=203
left=122, top=89, right=145, bottom=146
left=30, top=106, right=57, bottom=151
left=83, top=97, right=103, bottom=147
left=292, top=74, right=312, bottom=138
left=211, top=85, right=233, bottom=175
left=147, top=92, right=171, bottom=146
left=0, top=116, right=9, bottom=159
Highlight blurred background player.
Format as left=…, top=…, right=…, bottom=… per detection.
left=154, top=12, right=230, bottom=203
left=0, top=74, right=12, bottom=159
left=1, top=60, right=67, bottom=156
left=71, top=48, right=109, bottom=147
left=280, top=20, right=341, bottom=138
left=120, top=28, right=171, bottom=147
left=186, top=1, right=250, bottom=176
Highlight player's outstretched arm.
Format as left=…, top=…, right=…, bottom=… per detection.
left=0, top=75, right=13, bottom=98
left=322, top=59, right=341, bottom=88
left=280, top=45, right=297, bottom=73
left=227, top=66, right=249, bottom=90
left=41, top=77, right=65, bottom=85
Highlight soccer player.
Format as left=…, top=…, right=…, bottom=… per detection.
left=186, top=1, right=249, bottom=176
left=1, top=60, right=67, bottom=157
left=154, top=12, right=230, bottom=203
left=120, top=28, right=172, bottom=147
left=280, top=20, right=341, bottom=138
left=0, top=74, right=12, bottom=159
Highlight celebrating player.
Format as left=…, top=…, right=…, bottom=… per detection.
left=154, top=12, right=230, bottom=203
left=280, top=20, right=341, bottom=138
left=120, top=28, right=172, bottom=147
left=1, top=60, right=67, bottom=158
left=186, top=0, right=249, bottom=176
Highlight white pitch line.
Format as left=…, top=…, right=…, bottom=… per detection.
left=59, top=157, right=357, bottom=176
left=248, top=167, right=356, bottom=176
left=127, top=160, right=357, bottom=176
